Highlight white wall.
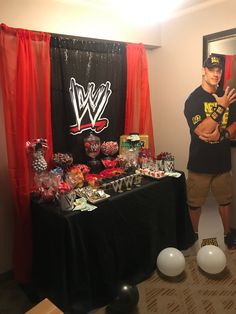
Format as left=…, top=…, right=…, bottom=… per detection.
left=1, top=0, right=236, bottom=274
left=148, top=0, right=236, bottom=172
left=1, top=0, right=161, bottom=47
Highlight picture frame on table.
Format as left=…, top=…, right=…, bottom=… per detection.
left=119, top=134, right=149, bottom=154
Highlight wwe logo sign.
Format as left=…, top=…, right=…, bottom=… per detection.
left=69, top=77, right=112, bottom=135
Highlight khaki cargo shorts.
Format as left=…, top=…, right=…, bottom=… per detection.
left=186, top=170, right=233, bottom=208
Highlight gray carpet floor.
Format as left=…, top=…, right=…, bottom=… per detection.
left=90, top=249, right=236, bottom=314
left=0, top=279, right=33, bottom=314
left=1, top=249, right=236, bottom=314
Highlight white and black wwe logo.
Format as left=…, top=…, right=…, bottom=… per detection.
left=69, top=77, right=112, bottom=135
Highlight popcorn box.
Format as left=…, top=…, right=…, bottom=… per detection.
left=25, top=298, right=63, bottom=314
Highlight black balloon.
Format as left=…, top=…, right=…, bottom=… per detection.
left=106, top=283, right=139, bottom=313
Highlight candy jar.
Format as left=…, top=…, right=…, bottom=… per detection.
left=101, top=141, right=118, bottom=157
left=26, top=138, right=48, bottom=176
left=84, top=132, right=102, bottom=173
left=101, top=141, right=119, bottom=168
left=138, top=148, right=151, bottom=168
left=32, top=144, right=48, bottom=173
left=84, top=132, right=101, bottom=159
left=52, top=153, right=73, bottom=172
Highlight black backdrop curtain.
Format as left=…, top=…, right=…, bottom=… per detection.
left=50, top=36, right=126, bottom=163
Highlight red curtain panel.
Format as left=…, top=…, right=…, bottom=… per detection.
left=124, top=43, right=155, bottom=155
left=223, top=54, right=236, bottom=90
left=0, top=24, right=52, bottom=282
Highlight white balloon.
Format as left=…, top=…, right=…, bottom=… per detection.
left=157, top=247, right=185, bottom=277
left=197, top=245, right=226, bottom=274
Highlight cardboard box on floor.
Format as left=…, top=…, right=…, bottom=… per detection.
left=25, top=298, right=63, bottom=314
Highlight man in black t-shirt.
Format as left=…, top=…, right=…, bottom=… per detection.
left=184, top=55, right=236, bottom=249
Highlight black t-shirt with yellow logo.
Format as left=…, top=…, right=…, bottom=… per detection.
left=184, top=85, right=236, bottom=174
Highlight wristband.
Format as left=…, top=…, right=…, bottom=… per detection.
left=219, top=128, right=230, bottom=142
left=210, top=104, right=226, bottom=123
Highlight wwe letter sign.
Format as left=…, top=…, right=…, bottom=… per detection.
left=69, top=77, right=112, bottom=135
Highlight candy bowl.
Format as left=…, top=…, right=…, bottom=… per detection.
left=101, top=157, right=118, bottom=168
left=101, top=141, right=119, bottom=158
left=52, top=153, right=73, bottom=171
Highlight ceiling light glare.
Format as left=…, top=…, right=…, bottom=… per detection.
left=115, top=0, right=185, bottom=25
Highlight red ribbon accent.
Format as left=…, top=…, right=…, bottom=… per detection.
left=70, top=119, right=107, bottom=134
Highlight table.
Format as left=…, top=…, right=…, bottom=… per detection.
left=31, top=173, right=195, bottom=311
